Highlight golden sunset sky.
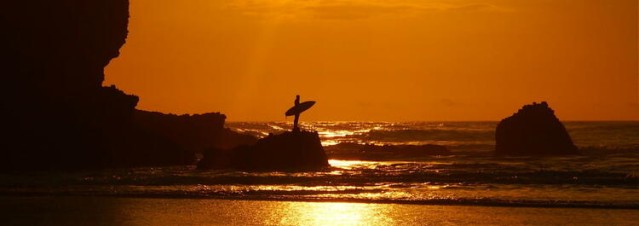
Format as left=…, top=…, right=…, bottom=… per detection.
left=105, top=0, right=638, bottom=121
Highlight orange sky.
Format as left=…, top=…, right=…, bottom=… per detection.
left=105, top=0, right=638, bottom=121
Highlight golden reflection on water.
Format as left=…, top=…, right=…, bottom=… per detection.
left=328, top=159, right=376, bottom=169
left=8, top=197, right=639, bottom=226
left=275, top=202, right=395, bottom=226
left=328, top=159, right=413, bottom=170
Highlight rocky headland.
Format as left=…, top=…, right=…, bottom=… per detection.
left=133, top=110, right=257, bottom=152
left=0, top=1, right=254, bottom=170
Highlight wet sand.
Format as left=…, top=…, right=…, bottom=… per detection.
left=1, top=196, right=637, bottom=226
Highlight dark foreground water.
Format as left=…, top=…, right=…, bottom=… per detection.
left=1, top=122, right=637, bottom=209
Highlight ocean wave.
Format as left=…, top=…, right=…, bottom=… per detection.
left=1, top=162, right=636, bottom=187
left=347, top=129, right=494, bottom=142
left=2, top=156, right=637, bottom=210
left=2, top=187, right=638, bottom=209
left=324, top=143, right=452, bottom=160
left=227, top=121, right=639, bottom=152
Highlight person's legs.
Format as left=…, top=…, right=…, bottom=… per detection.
left=293, top=113, right=300, bottom=131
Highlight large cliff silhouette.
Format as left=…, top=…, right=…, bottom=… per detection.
left=0, top=1, right=253, bottom=170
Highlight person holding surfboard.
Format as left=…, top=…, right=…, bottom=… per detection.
left=293, top=95, right=301, bottom=131
left=285, top=95, right=315, bottom=132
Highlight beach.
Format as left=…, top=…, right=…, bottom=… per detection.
left=2, top=196, right=638, bottom=226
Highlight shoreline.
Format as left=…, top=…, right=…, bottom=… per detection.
left=2, top=193, right=637, bottom=210
left=1, top=196, right=638, bottom=226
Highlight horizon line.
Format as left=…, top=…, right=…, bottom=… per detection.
left=225, top=120, right=639, bottom=123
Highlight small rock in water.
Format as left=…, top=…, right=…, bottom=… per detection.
left=198, top=131, right=328, bottom=171
left=495, top=101, right=579, bottom=155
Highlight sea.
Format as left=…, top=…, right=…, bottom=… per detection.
left=1, top=121, right=638, bottom=209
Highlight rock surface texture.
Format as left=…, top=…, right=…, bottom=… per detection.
left=495, top=102, right=579, bottom=155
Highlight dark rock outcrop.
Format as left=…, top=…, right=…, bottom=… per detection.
left=495, top=102, right=579, bottom=155
left=0, top=1, right=255, bottom=170
left=134, top=110, right=258, bottom=152
left=0, top=0, right=143, bottom=170
left=324, top=143, right=451, bottom=160
left=198, top=131, right=329, bottom=171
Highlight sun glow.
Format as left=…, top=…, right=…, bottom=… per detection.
left=276, top=202, right=395, bottom=226
left=106, top=0, right=638, bottom=121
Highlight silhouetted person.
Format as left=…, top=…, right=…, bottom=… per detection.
left=285, top=95, right=315, bottom=132
left=293, top=95, right=301, bottom=132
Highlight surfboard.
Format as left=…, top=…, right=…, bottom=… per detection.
left=285, top=101, right=315, bottom=116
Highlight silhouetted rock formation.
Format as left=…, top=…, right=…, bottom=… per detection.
left=134, top=110, right=257, bottom=152
left=198, top=131, right=329, bottom=171
left=324, top=143, right=451, bottom=160
left=495, top=102, right=579, bottom=155
left=0, top=1, right=254, bottom=170
left=0, top=0, right=139, bottom=170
